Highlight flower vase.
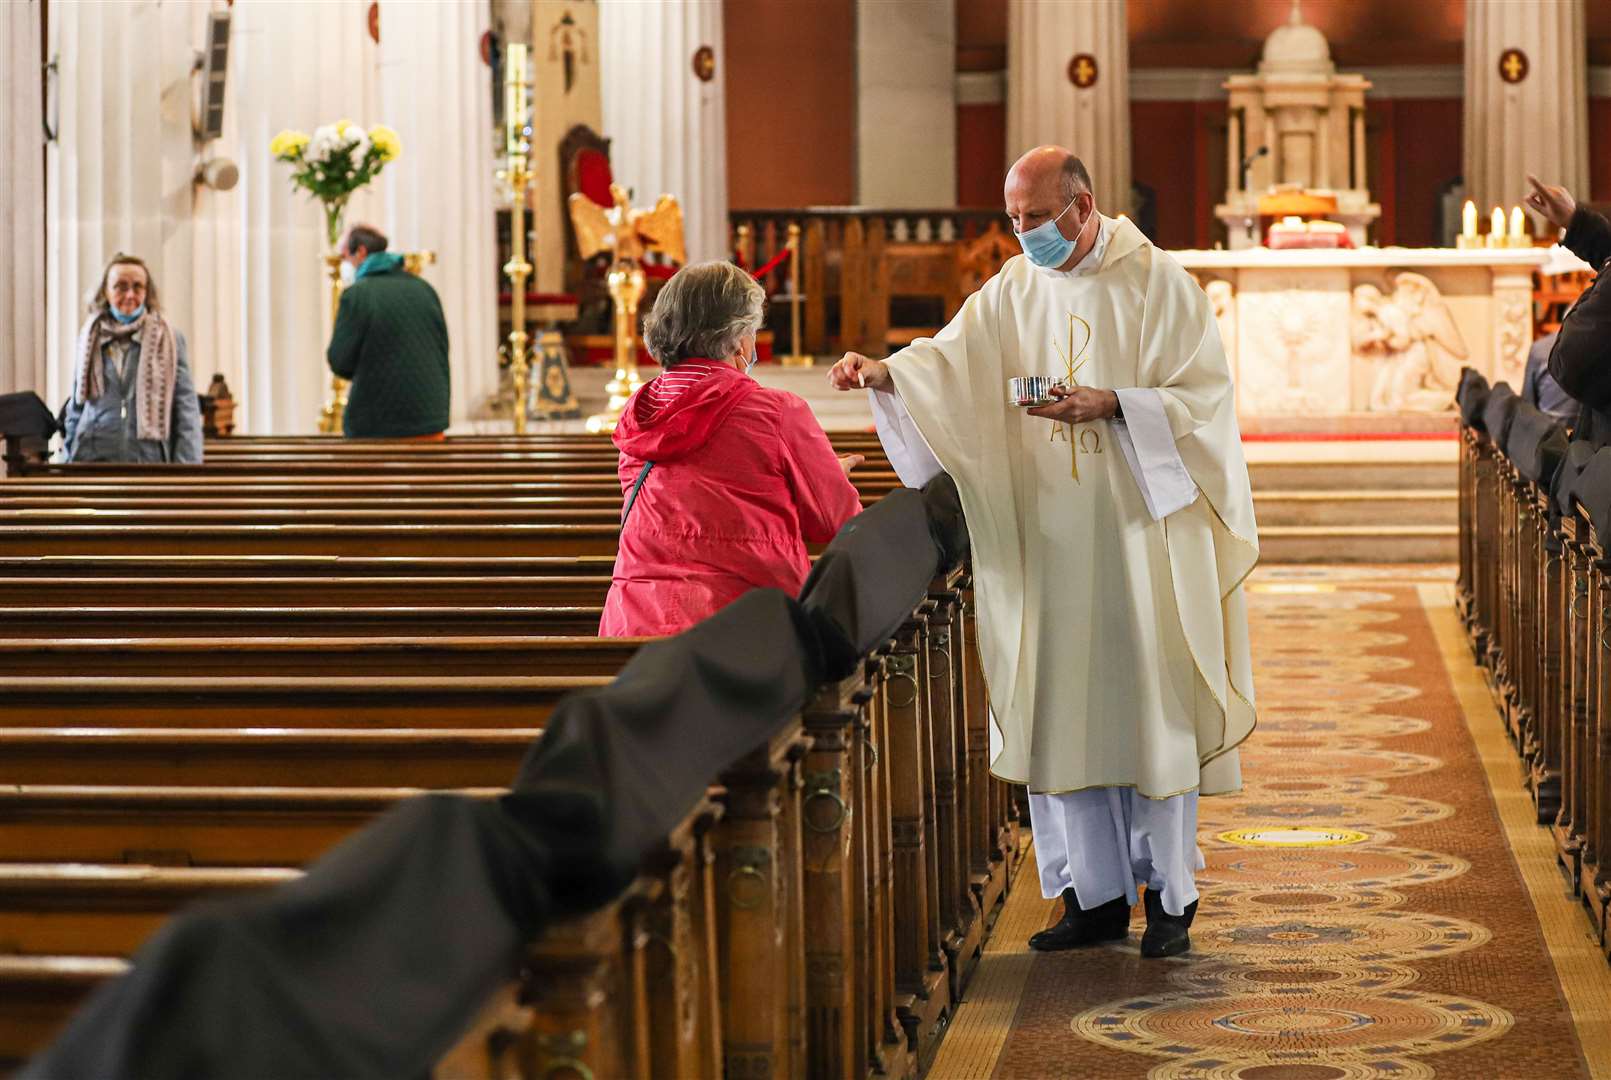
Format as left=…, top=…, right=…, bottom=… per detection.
left=316, top=203, right=349, bottom=435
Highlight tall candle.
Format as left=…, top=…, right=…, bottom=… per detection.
left=1510, top=206, right=1527, bottom=239
left=504, top=43, right=528, bottom=156
left=1490, top=207, right=1505, bottom=240
left=1462, top=199, right=1477, bottom=237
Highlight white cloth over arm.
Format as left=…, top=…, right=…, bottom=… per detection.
left=869, top=388, right=945, bottom=489
left=1112, top=388, right=1199, bottom=521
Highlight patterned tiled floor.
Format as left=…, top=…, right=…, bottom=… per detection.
left=931, top=567, right=1604, bottom=1080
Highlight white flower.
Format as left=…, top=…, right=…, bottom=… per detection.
left=345, top=128, right=371, bottom=161
left=307, top=124, right=341, bottom=164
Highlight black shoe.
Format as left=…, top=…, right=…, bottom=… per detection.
left=1140, top=889, right=1197, bottom=958
left=1027, top=887, right=1132, bottom=951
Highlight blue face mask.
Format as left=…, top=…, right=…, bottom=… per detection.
left=1015, top=197, right=1094, bottom=269
left=110, top=304, right=146, bottom=325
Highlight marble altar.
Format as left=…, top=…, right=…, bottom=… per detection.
left=1174, top=246, right=1545, bottom=432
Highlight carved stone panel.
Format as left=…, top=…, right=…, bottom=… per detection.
left=1234, top=268, right=1352, bottom=417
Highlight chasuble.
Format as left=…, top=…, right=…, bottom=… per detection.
left=875, top=215, right=1257, bottom=799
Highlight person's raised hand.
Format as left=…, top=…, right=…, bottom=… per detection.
left=1026, top=384, right=1119, bottom=425
left=1526, top=174, right=1577, bottom=231
left=838, top=452, right=865, bottom=476
left=828, top=352, right=890, bottom=392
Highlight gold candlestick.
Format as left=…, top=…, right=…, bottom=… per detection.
left=502, top=43, right=533, bottom=435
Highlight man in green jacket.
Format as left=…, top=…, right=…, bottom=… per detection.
left=327, top=224, right=451, bottom=438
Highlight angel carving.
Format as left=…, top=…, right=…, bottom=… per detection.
left=1353, top=272, right=1468, bottom=412
left=567, top=183, right=686, bottom=268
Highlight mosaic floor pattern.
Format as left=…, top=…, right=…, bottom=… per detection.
left=970, top=571, right=1594, bottom=1079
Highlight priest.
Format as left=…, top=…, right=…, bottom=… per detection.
left=829, top=146, right=1257, bottom=958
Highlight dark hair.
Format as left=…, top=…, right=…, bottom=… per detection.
left=85, top=253, right=161, bottom=318
left=1061, top=155, right=1094, bottom=202
left=345, top=224, right=389, bottom=256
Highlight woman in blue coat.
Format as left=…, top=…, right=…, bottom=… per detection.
left=63, top=253, right=202, bottom=464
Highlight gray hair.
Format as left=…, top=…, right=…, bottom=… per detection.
left=1061, top=154, right=1093, bottom=202
left=642, top=261, right=765, bottom=368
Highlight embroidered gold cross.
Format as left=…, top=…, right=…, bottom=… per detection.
left=1050, top=312, right=1092, bottom=480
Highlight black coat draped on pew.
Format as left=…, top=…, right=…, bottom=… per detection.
left=22, top=476, right=971, bottom=1080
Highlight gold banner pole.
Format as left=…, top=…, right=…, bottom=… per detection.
left=500, top=43, right=534, bottom=435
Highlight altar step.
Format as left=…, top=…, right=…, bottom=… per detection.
left=1246, top=441, right=1456, bottom=563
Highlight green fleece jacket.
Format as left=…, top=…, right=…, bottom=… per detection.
left=326, top=259, right=451, bottom=437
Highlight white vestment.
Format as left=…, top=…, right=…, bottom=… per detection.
left=868, top=216, right=1257, bottom=913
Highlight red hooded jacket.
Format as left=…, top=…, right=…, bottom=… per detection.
left=599, top=361, right=862, bottom=637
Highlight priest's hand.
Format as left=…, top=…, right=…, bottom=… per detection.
left=838, top=453, right=865, bottom=476
left=1526, top=174, right=1576, bottom=231
left=1027, top=385, right=1119, bottom=424
left=828, top=352, right=891, bottom=392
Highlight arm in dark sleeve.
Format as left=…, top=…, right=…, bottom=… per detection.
left=326, top=289, right=367, bottom=379
left=1548, top=251, right=1611, bottom=411
left=1562, top=207, right=1611, bottom=272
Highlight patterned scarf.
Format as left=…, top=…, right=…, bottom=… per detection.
left=73, top=309, right=178, bottom=444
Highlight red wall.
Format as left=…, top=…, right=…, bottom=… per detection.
left=957, top=104, right=1006, bottom=207
left=723, top=0, right=856, bottom=208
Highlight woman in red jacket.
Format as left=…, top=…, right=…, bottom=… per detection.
left=600, top=261, right=864, bottom=637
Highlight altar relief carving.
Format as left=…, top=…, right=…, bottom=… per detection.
left=1351, top=272, right=1468, bottom=412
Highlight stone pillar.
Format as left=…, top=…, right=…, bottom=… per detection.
left=1006, top=0, right=1130, bottom=215
left=379, top=0, right=499, bottom=426
left=598, top=0, right=728, bottom=265
left=45, top=0, right=169, bottom=410
left=857, top=0, right=955, bottom=206
left=1, top=0, right=46, bottom=397
left=230, top=0, right=379, bottom=433
left=1464, top=0, right=1588, bottom=225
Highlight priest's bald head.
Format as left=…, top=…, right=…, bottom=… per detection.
left=1005, top=145, right=1098, bottom=272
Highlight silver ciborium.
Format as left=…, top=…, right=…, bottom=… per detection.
left=1008, top=375, right=1066, bottom=407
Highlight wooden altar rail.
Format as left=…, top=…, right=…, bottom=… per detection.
left=730, top=208, right=1006, bottom=358
left=0, top=434, right=1023, bottom=1078
left=1458, top=400, right=1611, bottom=964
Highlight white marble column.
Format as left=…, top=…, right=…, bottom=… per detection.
left=230, top=0, right=379, bottom=434
left=858, top=0, right=955, bottom=206
left=1007, top=0, right=1130, bottom=214
left=1463, top=0, right=1588, bottom=225
left=379, top=0, right=499, bottom=426
left=598, top=0, right=728, bottom=264
left=1, top=0, right=47, bottom=398
left=44, top=0, right=170, bottom=410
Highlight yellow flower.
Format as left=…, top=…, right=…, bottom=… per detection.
left=369, top=124, right=401, bottom=163
left=270, top=129, right=310, bottom=159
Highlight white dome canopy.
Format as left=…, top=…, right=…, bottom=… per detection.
left=1258, top=0, right=1334, bottom=77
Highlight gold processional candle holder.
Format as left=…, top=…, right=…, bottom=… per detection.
left=500, top=42, right=535, bottom=435
left=569, top=184, right=687, bottom=434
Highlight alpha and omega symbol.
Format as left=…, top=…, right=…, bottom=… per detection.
left=1498, top=48, right=1528, bottom=85
left=692, top=45, right=716, bottom=83
left=1068, top=53, right=1099, bottom=89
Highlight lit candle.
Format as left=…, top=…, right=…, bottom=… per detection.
left=1489, top=206, right=1505, bottom=247
left=1462, top=199, right=1477, bottom=237
left=1510, top=205, right=1527, bottom=240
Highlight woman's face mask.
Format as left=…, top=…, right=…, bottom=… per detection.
left=339, top=260, right=357, bottom=286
